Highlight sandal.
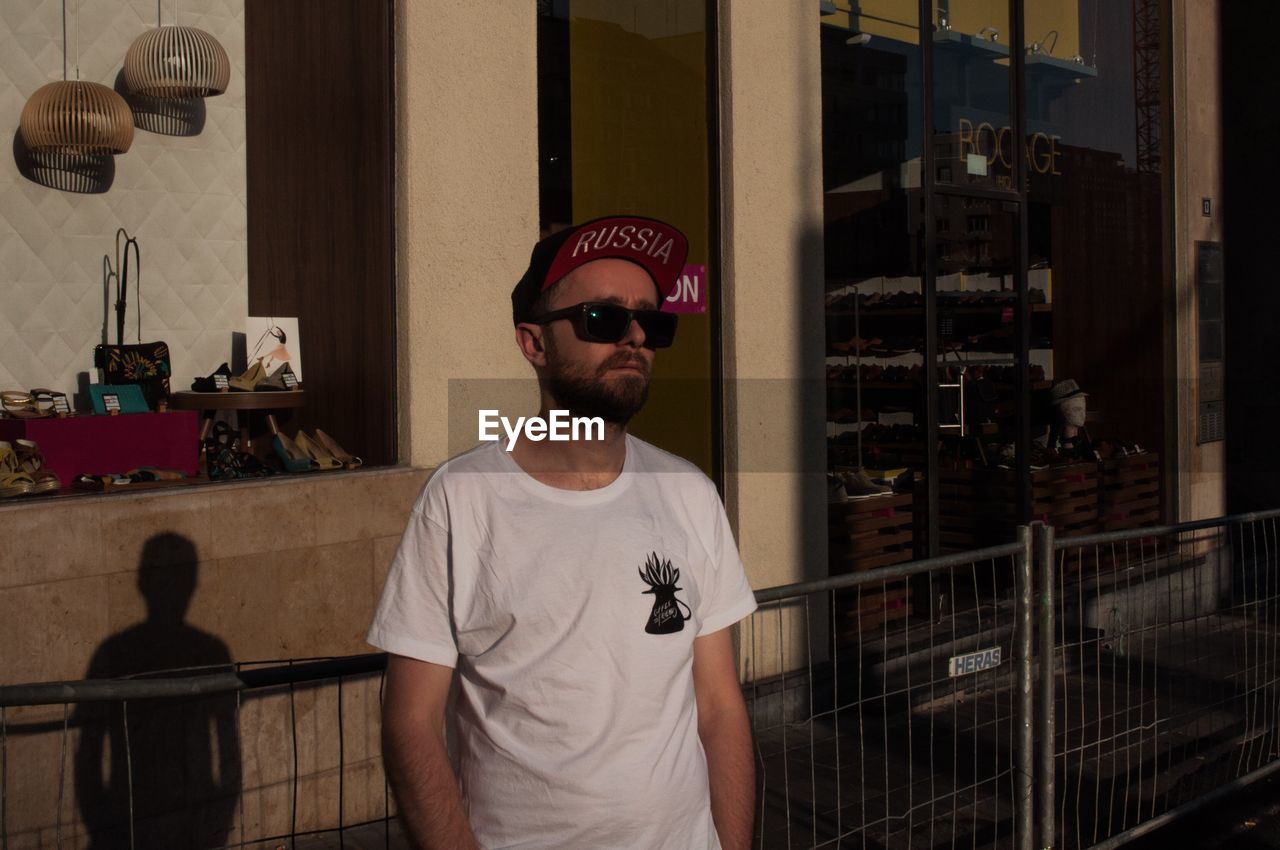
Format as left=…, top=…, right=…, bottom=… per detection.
left=1, top=391, right=52, bottom=419
left=0, top=442, right=36, bottom=498
left=13, top=439, right=60, bottom=494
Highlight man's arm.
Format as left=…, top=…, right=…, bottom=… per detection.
left=693, top=626, right=756, bottom=850
left=382, top=653, right=479, bottom=850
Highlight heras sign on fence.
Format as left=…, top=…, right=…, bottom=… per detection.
left=948, top=646, right=1002, bottom=678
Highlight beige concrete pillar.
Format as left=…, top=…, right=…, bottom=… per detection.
left=718, top=0, right=828, bottom=593
left=1170, top=0, right=1225, bottom=522
left=395, top=1, right=541, bottom=468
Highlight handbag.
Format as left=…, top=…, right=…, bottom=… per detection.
left=93, top=229, right=171, bottom=410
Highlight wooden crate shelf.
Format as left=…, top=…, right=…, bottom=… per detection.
left=936, top=462, right=1101, bottom=550
left=829, top=493, right=914, bottom=574
left=835, top=582, right=912, bottom=638
left=1098, top=452, right=1161, bottom=532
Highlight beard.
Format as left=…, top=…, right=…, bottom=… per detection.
left=543, top=338, right=651, bottom=425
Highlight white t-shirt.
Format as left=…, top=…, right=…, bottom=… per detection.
left=367, top=434, right=758, bottom=850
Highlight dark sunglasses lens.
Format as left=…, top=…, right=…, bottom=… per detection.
left=583, top=304, right=633, bottom=341
left=635, top=311, right=677, bottom=348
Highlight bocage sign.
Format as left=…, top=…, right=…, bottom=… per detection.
left=957, top=118, right=1064, bottom=181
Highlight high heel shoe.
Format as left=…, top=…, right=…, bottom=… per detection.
left=294, top=431, right=343, bottom=471
left=314, top=429, right=362, bottom=469
left=258, top=363, right=300, bottom=392
left=273, top=431, right=318, bottom=473
left=229, top=359, right=267, bottom=392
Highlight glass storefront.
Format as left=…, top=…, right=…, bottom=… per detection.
left=537, top=0, right=719, bottom=478
left=822, top=1, right=1167, bottom=597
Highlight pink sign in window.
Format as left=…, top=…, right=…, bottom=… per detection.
left=663, top=264, right=708, bottom=314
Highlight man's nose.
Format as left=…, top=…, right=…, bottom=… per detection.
left=620, top=317, right=646, bottom=348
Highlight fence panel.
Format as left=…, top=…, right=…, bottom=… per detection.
left=1049, top=512, right=1280, bottom=850
left=742, top=540, right=1033, bottom=850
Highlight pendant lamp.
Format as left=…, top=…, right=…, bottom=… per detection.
left=123, top=13, right=230, bottom=99
left=18, top=0, right=133, bottom=155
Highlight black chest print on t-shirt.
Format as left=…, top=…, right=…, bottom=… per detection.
left=639, top=551, right=692, bottom=634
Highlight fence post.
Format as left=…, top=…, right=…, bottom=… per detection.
left=1035, top=522, right=1056, bottom=849
left=1016, top=525, right=1035, bottom=850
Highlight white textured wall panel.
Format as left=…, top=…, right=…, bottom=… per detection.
left=0, top=0, right=246, bottom=396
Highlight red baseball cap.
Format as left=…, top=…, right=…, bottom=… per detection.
left=511, top=215, right=689, bottom=325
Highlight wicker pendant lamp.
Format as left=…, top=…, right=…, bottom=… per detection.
left=123, top=4, right=230, bottom=100
left=18, top=0, right=133, bottom=155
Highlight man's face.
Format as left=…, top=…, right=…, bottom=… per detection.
left=535, top=258, right=660, bottom=425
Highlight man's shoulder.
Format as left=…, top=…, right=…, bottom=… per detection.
left=627, top=434, right=707, bottom=476
left=410, top=442, right=505, bottom=521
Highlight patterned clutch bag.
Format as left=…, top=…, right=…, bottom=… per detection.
left=94, top=342, right=171, bottom=409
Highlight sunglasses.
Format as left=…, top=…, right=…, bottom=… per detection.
left=531, top=302, right=678, bottom=349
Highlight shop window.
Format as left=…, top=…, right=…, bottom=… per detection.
left=536, top=0, right=719, bottom=478
left=821, top=0, right=1168, bottom=600
left=0, top=0, right=395, bottom=498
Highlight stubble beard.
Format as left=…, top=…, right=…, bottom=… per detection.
left=543, top=337, right=651, bottom=426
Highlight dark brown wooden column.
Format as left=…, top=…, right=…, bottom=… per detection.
left=246, top=0, right=396, bottom=466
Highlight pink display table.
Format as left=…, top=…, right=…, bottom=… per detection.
left=0, top=411, right=199, bottom=485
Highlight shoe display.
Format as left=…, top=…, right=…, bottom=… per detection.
left=293, top=431, right=343, bottom=470
left=314, top=429, right=362, bottom=470
left=0, top=442, right=35, bottom=498
left=229, top=359, right=268, bottom=392
left=258, top=363, right=300, bottom=392
left=1, top=390, right=52, bottom=419
left=838, top=468, right=892, bottom=499
left=191, top=363, right=232, bottom=392
left=13, top=439, right=60, bottom=494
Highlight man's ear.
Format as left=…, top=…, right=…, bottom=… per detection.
left=515, top=323, right=548, bottom=366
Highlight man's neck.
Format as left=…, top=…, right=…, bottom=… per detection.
left=507, top=412, right=629, bottom=491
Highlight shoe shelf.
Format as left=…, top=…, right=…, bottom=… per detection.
left=169, top=390, right=306, bottom=411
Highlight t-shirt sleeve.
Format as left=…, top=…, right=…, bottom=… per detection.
left=366, top=509, right=459, bottom=668
left=694, top=480, right=759, bottom=637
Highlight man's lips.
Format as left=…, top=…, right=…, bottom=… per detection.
left=605, top=361, right=648, bottom=375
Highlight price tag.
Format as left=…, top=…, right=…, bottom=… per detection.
left=103, top=394, right=121, bottom=414
left=214, top=374, right=229, bottom=390
left=52, top=396, right=71, bottom=415
left=283, top=371, right=299, bottom=389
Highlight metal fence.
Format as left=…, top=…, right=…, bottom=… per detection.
left=1045, top=510, right=1280, bottom=850
left=3, top=510, right=1280, bottom=850
left=743, top=536, right=1035, bottom=850
left=0, top=655, right=401, bottom=850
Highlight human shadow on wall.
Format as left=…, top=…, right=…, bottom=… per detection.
left=74, top=533, right=241, bottom=850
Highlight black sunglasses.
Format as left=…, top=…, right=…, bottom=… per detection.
left=531, top=301, right=678, bottom=349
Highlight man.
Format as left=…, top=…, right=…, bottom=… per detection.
left=368, top=215, right=759, bottom=849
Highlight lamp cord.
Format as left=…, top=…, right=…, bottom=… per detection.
left=72, top=0, right=79, bottom=80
